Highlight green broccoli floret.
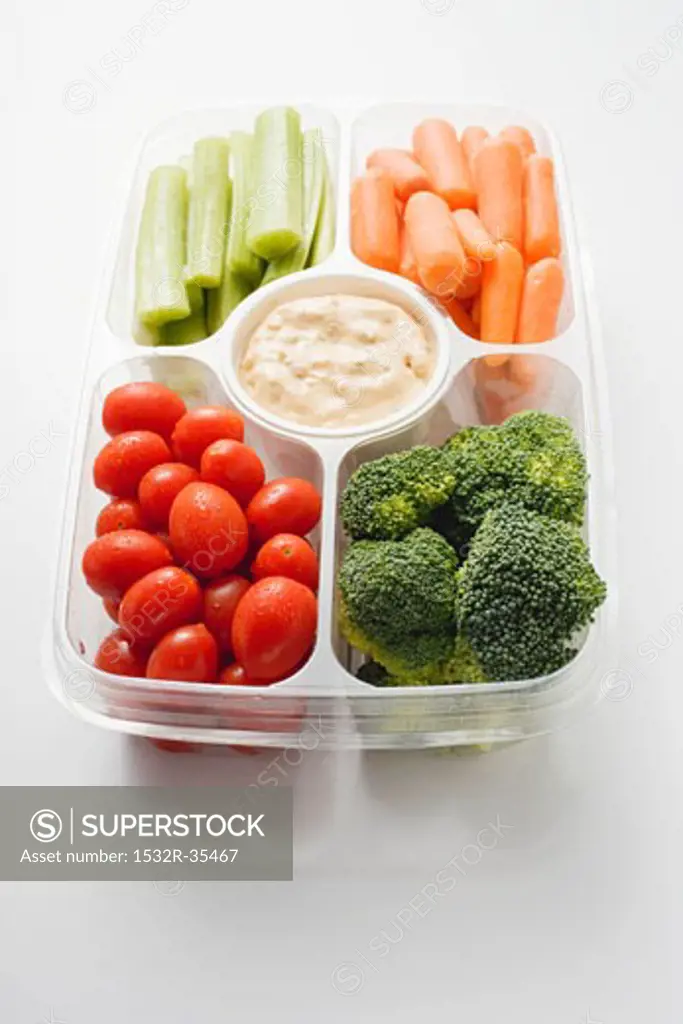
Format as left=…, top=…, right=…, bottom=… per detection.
left=442, top=410, right=587, bottom=541
left=340, top=446, right=457, bottom=540
left=338, top=528, right=459, bottom=680
left=456, top=503, right=607, bottom=682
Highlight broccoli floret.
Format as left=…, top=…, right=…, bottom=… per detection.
left=456, top=503, right=607, bottom=681
left=338, top=528, right=459, bottom=679
left=340, top=446, right=457, bottom=540
left=443, top=410, right=587, bottom=540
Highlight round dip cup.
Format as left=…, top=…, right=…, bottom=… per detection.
left=218, top=269, right=452, bottom=439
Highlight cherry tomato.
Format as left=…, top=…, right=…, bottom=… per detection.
left=82, top=529, right=172, bottom=599
left=218, top=662, right=262, bottom=686
left=96, top=498, right=147, bottom=536
left=138, top=462, right=199, bottom=529
left=94, top=431, right=171, bottom=498
left=200, top=440, right=265, bottom=507
left=146, top=624, right=218, bottom=683
left=102, top=382, right=187, bottom=441
left=147, top=738, right=196, bottom=753
left=118, top=566, right=203, bottom=646
left=171, top=406, right=245, bottom=467
left=169, top=481, right=249, bottom=579
left=246, top=477, right=322, bottom=543
left=94, top=628, right=148, bottom=677
left=251, top=534, right=319, bottom=591
left=231, top=576, right=317, bottom=681
left=203, top=575, right=251, bottom=655
left=103, top=597, right=120, bottom=623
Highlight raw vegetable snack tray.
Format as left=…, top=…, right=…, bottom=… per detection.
left=47, top=103, right=617, bottom=750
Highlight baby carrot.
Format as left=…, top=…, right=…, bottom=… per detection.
left=452, top=209, right=497, bottom=265
left=399, top=222, right=420, bottom=285
left=404, top=191, right=467, bottom=298
left=367, top=148, right=431, bottom=202
left=350, top=169, right=400, bottom=273
left=471, top=293, right=481, bottom=329
left=443, top=296, right=478, bottom=338
left=462, top=126, right=489, bottom=176
left=516, top=257, right=564, bottom=343
left=499, top=125, right=536, bottom=159
left=412, top=119, right=477, bottom=211
left=473, top=138, right=524, bottom=252
left=480, top=241, right=524, bottom=344
left=523, top=155, right=561, bottom=265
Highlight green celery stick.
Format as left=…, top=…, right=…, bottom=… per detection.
left=185, top=279, right=204, bottom=313
left=308, top=147, right=336, bottom=266
left=160, top=295, right=208, bottom=346
left=206, top=272, right=252, bottom=336
left=226, top=132, right=265, bottom=286
left=186, top=137, right=231, bottom=288
left=135, top=166, right=191, bottom=326
left=262, top=128, right=326, bottom=284
left=246, top=107, right=303, bottom=260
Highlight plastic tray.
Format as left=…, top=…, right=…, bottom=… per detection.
left=46, top=103, right=618, bottom=750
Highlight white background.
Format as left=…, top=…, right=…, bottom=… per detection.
left=2, top=0, right=682, bottom=1020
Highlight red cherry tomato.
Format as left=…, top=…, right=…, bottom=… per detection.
left=96, top=498, right=147, bottom=536
left=231, top=576, right=317, bottom=681
left=147, top=738, right=196, bottom=753
left=118, top=566, right=203, bottom=646
left=138, top=462, right=199, bottom=529
left=103, top=597, right=120, bottom=623
left=218, top=663, right=262, bottom=686
left=169, top=481, right=249, bottom=579
left=251, top=534, right=319, bottom=591
left=200, top=440, right=265, bottom=507
left=171, top=406, right=245, bottom=467
left=246, top=477, right=322, bottom=543
left=102, top=382, right=187, bottom=442
left=146, top=624, right=218, bottom=683
left=94, top=628, right=148, bottom=677
left=82, top=530, right=173, bottom=599
left=94, top=431, right=171, bottom=498
left=203, top=575, right=251, bottom=655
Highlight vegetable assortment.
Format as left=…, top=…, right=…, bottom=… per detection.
left=134, top=107, right=336, bottom=346
left=337, top=410, right=606, bottom=687
left=83, top=381, right=321, bottom=686
left=351, top=119, right=564, bottom=347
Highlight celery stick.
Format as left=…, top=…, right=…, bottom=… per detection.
left=160, top=302, right=208, bottom=346
left=185, top=279, right=204, bottom=313
left=206, top=272, right=252, bottom=336
left=246, top=107, right=303, bottom=260
left=135, top=166, right=190, bottom=326
left=262, top=128, right=326, bottom=285
left=186, top=137, right=230, bottom=288
left=308, top=148, right=336, bottom=266
left=226, top=132, right=265, bottom=286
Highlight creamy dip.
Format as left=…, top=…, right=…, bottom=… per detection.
left=238, top=294, right=437, bottom=429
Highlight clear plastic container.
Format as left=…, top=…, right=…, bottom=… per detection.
left=46, top=103, right=617, bottom=749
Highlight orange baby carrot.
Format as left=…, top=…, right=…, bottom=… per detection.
left=462, top=126, right=489, bottom=176
left=473, top=138, right=524, bottom=252
left=404, top=191, right=467, bottom=298
left=350, top=169, right=400, bottom=273
left=452, top=209, right=497, bottom=265
left=443, top=296, right=478, bottom=338
left=523, top=156, right=561, bottom=265
left=367, top=148, right=431, bottom=203
left=395, top=197, right=405, bottom=219
left=499, top=125, right=536, bottom=159
left=412, top=119, right=477, bottom=211
left=480, top=241, right=525, bottom=344
left=471, top=293, right=481, bottom=329
left=399, top=222, right=420, bottom=285
left=516, top=257, right=564, bottom=343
